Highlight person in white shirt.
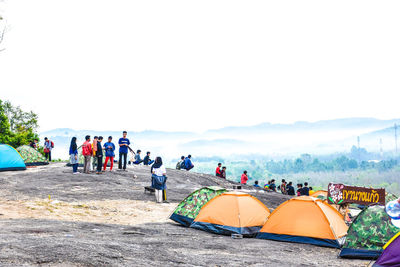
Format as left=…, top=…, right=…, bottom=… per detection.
left=151, top=157, right=167, bottom=203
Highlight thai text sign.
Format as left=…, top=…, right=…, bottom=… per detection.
left=327, top=183, right=385, bottom=206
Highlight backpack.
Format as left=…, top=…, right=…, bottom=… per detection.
left=51, top=141, right=54, bottom=148
left=180, top=161, right=186, bottom=170
left=82, top=143, right=90, bottom=156
left=152, top=174, right=167, bottom=185
left=176, top=161, right=181, bottom=170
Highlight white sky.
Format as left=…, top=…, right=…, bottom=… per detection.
left=0, top=0, right=399, bottom=133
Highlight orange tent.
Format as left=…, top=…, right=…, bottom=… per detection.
left=256, top=196, right=348, bottom=248
left=190, top=192, right=270, bottom=235
left=311, top=190, right=328, bottom=199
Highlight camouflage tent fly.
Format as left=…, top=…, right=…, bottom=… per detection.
left=16, top=145, right=48, bottom=166
left=169, top=186, right=227, bottom=227
left=340, top=205, right=400, bottom=259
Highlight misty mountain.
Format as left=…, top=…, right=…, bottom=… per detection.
left=41, top=118, right=400, bottom=160
left=206, top=118, right=400, bottom=135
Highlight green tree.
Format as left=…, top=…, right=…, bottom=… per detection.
left=0, top=99, right=40, bottom=148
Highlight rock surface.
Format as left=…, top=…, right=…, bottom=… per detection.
left=0, top=163, right=368, bottom=266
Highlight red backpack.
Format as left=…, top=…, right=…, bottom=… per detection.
left=82, top=142, right=90, bottom=156
left=51, top=141, right=54, bottom=148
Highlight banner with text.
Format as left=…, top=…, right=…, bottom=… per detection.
left=327, top=183, right=385, bottom=206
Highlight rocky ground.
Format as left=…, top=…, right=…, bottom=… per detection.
left=0, top=163, right=369, bottom=266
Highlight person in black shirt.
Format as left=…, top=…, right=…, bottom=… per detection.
left=297, top=183, right=304, bottom=196
left=286, top=182, right=295, bottom=196
left=269, top=179, right=277, bottom=192
left=96, top=136, right=104, bottom=174
left=303, top=182, right=310, bottom=196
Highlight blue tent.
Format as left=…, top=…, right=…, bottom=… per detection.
left=0, top=144, right=26, bottom=171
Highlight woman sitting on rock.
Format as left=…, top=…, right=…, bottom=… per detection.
left=151, top=157, right=167, bottom=203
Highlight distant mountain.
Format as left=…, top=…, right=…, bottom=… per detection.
left=41, top=118, right=400, bottom=159
left=206, top=118, right=400, bottom=135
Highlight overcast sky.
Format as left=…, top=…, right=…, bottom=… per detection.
left=0, top=0, right=399, bottom=133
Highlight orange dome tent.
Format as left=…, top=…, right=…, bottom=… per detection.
left=190, top=192, right=270, bottom=236
left=256, top=196, right=348, bottom=248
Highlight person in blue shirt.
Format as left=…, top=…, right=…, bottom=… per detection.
left=143, top=151, right=154, bottom=166
left=118, top=131, right=130, bottom=170
left=184, top=155, right=194, bottom=171
left=253, top=180, right=261, bottom=188
left=103, top=136, right=115, bottom=171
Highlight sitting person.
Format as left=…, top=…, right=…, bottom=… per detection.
left=215, top=163, right=222, bottom=177
left=143, top=151, right=154, bottom=166
left=287, top=182, right=295, bottom=196
left=297, top=183, right=304, bottom=196
left=151, top=157, right=167, bottom=203
left=133, top=150, right=144, bottom=165
left=308, top=186, right=315, bottom=196
left=183, top=155, right=194, bottom=171
left=176, top=156, right=185, bottom=170
left=264, top=180, right=270, bottom=189
left=253, top=180, right=261, bottom=188
left=303, top=182, right=310, bottom=196
left=220, top=166, right=227, bottom=179
left=240, top=171, right=248, bottom=185
left=269, top=179, right=277, bottom=192
left=280, top=179, right=287, bottom=194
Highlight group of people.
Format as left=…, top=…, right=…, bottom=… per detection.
left=68, top=131, right=156, bottom=174
left=29, top=137, right=54, bottom=161
left=239, top=172, right=314, bottom=197
left=175, top=155, right=194, bottom=171
left=67, top=131, right=169, bottom=203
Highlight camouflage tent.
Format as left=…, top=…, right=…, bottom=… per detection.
left=16, top=145, right=48, bottom=166
left=386, top=193, right=398, bottom=203
left=340, top=205, right=400, bottom=259
left=170, top=186, right=227, bottom=227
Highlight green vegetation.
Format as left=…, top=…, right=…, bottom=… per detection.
left=0, top=99, right=40, bottom=148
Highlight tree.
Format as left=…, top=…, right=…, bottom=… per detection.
left=0, top=99, right=40, bottom=148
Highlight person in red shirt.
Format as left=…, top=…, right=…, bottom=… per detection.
left=215, top=163, right=222, bottom=177
left=82, top=135, right=93, bottom=174
left=241, top=170, right=248, bottom=184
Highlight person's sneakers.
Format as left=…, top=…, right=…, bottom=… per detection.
left=163, top=200, right=169, bottom=203
left=73, top=172, right=79, bottom=175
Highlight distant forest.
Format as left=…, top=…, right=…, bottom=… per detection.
left=189, top=147, right=400, bottom=194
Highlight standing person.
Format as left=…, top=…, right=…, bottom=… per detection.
left=221, top=166, right=227, bottom=179
left=286, top=182, right=295, bottom=196
left=184, top=155, right=194, bottom=171
left=176, top=156, right=185, bottom=170
left=43, top=137, right=53, bottom=161
left=69, top=137, right=79, bottom=174
left=280, top=179, right=287, bottom=194
left=133, top=150, right=143, bottom=164
left=143, top=151, right=154, bottom=166
left=215, top=163, right=222, bottom=177
left=118, top=131, right=130, bottom=171
left=151, top=157, right=167, bottom=203
left=241, top=170, right=248, bottom=184
left=82, top=135, right=92, bottom=174
left=91, top=136, right=98, bottom=171
left=103, top=136, right=115, bottom=171
left=96, top=136, right=103, bottom=174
